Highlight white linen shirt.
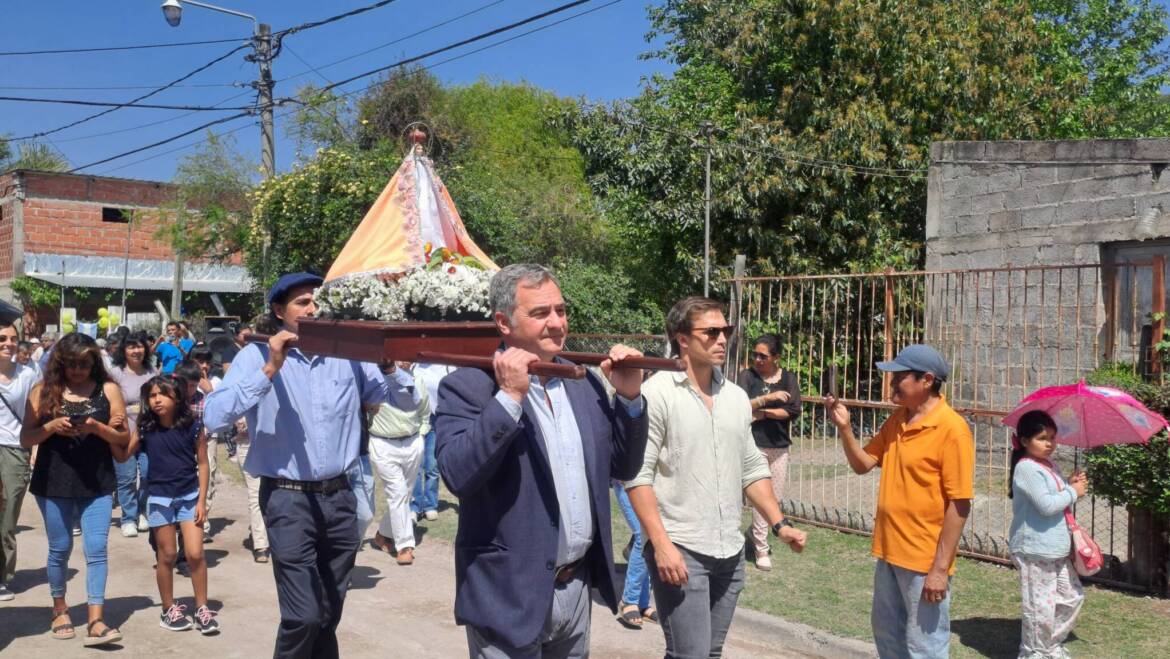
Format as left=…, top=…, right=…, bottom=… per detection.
left=627, top=368, right=771, bottom=559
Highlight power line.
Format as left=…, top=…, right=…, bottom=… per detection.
left=0, top=37, right=247, bottom=57
left=0, top=82, right=244, bottom=91
left=51, top=90, right=255, bottom=145
left=0, top=95, right=253, bottom=112
left=276, top=0, right=505, bottom=85
left=8, top=43, right=252, bottom=142
left=275, top=0, right=402, bottom=38
left=317, top=0, right=598, bottom=94
left=84, top=0, right=620, bottom=175
left=69, top=112, right=253, bottom=173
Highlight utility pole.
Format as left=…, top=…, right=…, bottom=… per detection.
left=251, top=22, right=276, bottom=285
left=700, top=121, right=715, bottom=297
left=251, top=23, right=276, bottom=179
left=162, top=1, right=278, bottom=298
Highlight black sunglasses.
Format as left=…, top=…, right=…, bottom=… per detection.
left=751, top=351, right=774, bottom=360
left=693, top=325, right=735, bottom=340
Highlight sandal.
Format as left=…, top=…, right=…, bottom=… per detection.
left=642, top=606, right=659, bottom=624
left=50, top=609, right=75, bottom=640
left=616, top=602, right=642, bottom=630
left=83, top=618, right=123, bottom=647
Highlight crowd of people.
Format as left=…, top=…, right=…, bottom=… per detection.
left=0, top=265, right=1092, bottom=659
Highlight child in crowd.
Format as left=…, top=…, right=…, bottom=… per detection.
left=117, top=374, right=218, bottom=634
left=1009, top=410, right=1087, bottom=659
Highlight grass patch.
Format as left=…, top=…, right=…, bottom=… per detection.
left=423, top=483, right=1170, bottom=658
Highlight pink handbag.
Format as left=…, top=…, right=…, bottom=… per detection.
left=1025, top=458, right=1104, bottom=577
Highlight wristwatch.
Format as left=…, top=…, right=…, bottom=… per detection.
left=771, top=518, right=795, bottom=537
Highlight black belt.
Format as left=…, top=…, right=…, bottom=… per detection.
left=263, top=474, right=350, bottom=495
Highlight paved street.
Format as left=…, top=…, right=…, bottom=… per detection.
left=0, top=473, right=838, bottom=658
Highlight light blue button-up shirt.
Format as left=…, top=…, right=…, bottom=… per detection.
left=203, top=343, right=419, bottom=481
left=495, top=376, right=642, bottom=567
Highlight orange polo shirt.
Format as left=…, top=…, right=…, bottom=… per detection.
left=864, top=396, right=974, bottom=574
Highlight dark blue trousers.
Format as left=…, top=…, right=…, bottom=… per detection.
left=259, top=481, right=359, bottom=659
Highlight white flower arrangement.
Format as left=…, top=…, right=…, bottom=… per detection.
left=398, top=263, right=493, bottom=320
left=314, top=275, right=407, bottom=322
left=316, top=258, right=492, bottom=323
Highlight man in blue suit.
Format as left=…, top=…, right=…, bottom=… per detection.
left=436, top=263, right=650, bottom=658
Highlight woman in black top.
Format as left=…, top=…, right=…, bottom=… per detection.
left=21, top=333, right=129, bottom=646
left=735, top=334, right=801, bottom=572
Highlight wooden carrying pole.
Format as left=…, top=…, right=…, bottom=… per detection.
left=244, top=335, right=684, bottom=381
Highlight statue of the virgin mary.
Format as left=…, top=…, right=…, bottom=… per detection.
left=325, top=129, right=497, bottom=284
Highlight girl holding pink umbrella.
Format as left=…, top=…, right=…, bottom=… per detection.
left=1004, top=381, right=1167, bottom=658
left=1008, top=410, right=1088, bottom=659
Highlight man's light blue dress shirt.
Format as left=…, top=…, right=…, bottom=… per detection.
left=203, top=343, right=419, bottom=481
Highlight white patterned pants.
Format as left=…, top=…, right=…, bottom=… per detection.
left=233, top=440, right=268, bottom=551
left=750, top=447, right=790, bottom=553
left=368, top=434, right=424, bottom=550
left=1012, top=553, right=1084, bottom=659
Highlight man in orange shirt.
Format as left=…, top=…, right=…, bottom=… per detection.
left=824, top=345, right=973, bottom=658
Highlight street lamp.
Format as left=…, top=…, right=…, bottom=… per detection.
left=160, top=0, right=276, bottom=316
left=160, top=0, right=257, bottom=32
left=158, top=0, right=271, bottom=180
left=161, top=0, right=183, bottom=26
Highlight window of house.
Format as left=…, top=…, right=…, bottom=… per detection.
left=102, top=207, right=131, bottom=223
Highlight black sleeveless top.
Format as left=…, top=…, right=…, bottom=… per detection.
left=29, top=384, right=116, bottom=498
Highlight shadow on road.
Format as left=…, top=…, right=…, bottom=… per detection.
left=0, top=594, right=154, bottom=652
left=951, top=617, right=1019, bottom=658
left=349, top=565, right=384, bottom=590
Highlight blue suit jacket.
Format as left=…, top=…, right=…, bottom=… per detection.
left=435, top=362, right=649, bottom=649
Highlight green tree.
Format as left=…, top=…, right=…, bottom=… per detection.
left=286, top=85, right=356, bottom=158
left=1, top=141, right=69, bottom=172
left=1035, top=0, right=1170, bottom=137
left=558, top=0, right=1120, bottom=305
left=158, top=132, right=255, bottom=262
left=247, top=144, right=401, bottom=291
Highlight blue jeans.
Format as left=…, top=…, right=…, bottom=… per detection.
left=113, top=450, right=148, bottom=524
left=410, top=422, right=438, bottom=514
left=871, top=559, right=951, bottom=659
left=347, top=455, right=376, bottom=542
left=35, top=494, right=113, bottom=605
left=612, top=483, right=651, bottom=609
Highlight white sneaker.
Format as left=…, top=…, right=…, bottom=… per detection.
left=137, top=514, right=149, bottom=532
left=424, top=510, right=438, bottom=521
left=755, top=553, right=772, bottom=572
left=121, top=522, right=138, bottom=538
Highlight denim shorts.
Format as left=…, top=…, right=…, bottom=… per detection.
left=147, top=496, right=197, bottom=528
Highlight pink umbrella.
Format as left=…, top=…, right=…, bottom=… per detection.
left=1001, top=381, right=1168, bottom=448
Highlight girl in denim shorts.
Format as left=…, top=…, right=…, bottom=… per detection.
left=117, top=374, right=219, bottom=635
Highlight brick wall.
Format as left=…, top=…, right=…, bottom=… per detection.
left=19, top=170, right=177, bottom=208
left=0, top=170, right=242, bottom=266
left=21, top=198, right=175, bottom=260
left=0, top=202, right=13, bottom=279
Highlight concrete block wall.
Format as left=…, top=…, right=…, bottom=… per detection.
left=924, top=139, right=1170, bottom=409
left=927, top=139, right=1170, bottom=270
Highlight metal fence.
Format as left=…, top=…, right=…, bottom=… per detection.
left=729, top=259, right=1167, bottom=590
left=565, top=333, right=668, bottom=357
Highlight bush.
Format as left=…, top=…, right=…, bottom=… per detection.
left=1082, top=364, right=1170, bottom=513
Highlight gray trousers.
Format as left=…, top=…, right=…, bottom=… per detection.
left=646, top=543, right=746, bottom=659
left=0, top=445, right=31, bottom=584
left=466, top=571, right=591, bottom=659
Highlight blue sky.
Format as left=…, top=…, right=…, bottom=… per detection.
left=1, top=1, right=671, bottom=181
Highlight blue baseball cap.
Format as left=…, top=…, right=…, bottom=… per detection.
left=876, top=344, right=949, bottom=382
left=267, top=272, right=323, bottom=305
